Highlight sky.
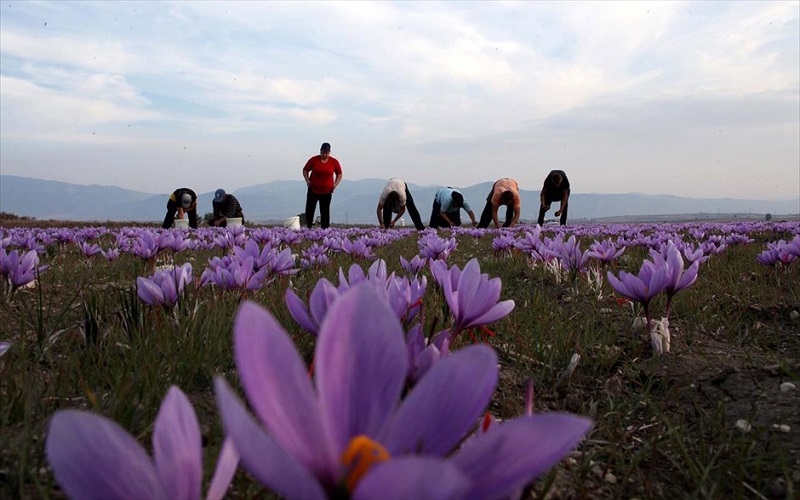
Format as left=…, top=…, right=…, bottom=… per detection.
left=1, top=1, right=798, bottom=200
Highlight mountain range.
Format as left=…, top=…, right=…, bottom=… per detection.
left=1, top=175, right=797, bottom=224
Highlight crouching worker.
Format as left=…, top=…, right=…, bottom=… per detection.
left=537, top=170, right=570, bottom=225
left=478, top=178, right=522, bottom=229
left=376, top=178, right=425, bottom=230
left=210, top=189, right=244, bottom=227
left=430, top=187, right=477, bottom=228
left=162, top=188, right=198, bottom=229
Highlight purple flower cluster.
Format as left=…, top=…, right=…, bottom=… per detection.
left=217, top=284, right=591, bottom=498
left=1, top=247, right=48, bottom=297
left=418, top=232, right=457, bottom=261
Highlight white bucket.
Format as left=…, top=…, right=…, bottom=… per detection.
left=283, top=216, right=301, bottom=230
left=173, top=218, right=189, bottom=229
left=226, top=217, right=243, bottom=229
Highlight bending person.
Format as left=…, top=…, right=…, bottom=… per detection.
left=376, top=178, right=425, bottom=229
left=162, top=187, right=198, bottom=229
left=478, top=178, right=521, bottom=229
left=537, top=170, right=570, bottom=225
left=429, top=187, right=477, bottom=229
left=210, top=189, right=244, bottom=227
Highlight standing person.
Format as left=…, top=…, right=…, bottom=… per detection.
left=162, top=187, right=198, bottom=229
left=302, top=142, right=342, bottom=229
left=478, top=178, right=522, bottom=229
left=376, top=178, right=425, bottom=230
left=537, top=170, right=571, bottom=226
left=429, top=187, right=477, bottom=229
left=210, top=189, right=244, bottom=227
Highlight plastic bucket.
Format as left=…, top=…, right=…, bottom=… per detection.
left=173, top=218, right=190, bottom=229
left=282, top=216, right=301, bottom=230
left=226, top=217, right=243, bottom=229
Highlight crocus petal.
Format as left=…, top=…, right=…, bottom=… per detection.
left=233, top=301, right=334, bottom=481
left=465, top=299, right=515, bottom=329
left=46, top=410, right=165, bottom=499
left=382, top=345, right=497, bottom=456
left=354, top=457, right=471, bottom=500
left=308, top=278, right=339, bottom=326
left=453, top=414, right=593, bottom=500
left=285, top=289, right=319, bottom=334
left=152, top=386, right=202, bottom=500
left=316, top=282, right=408, bottom=455
left=214, top=378, right=326, bottom=500
left=136, top=277, right=164, bottom=306
left=206, top=437, right=239, bottom=500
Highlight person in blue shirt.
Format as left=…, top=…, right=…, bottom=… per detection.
left=429, top=187, right=477, bottom=229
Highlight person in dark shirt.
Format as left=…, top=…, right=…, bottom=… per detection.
left=537, top=170, right=571, bottom=225
left=210, top=189, right=244, bottom=227
left=162, top=187, right=198, bottom=229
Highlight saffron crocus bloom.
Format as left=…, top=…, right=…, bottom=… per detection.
left=46, top=386, right=238, bottom=500
left=399, top=255, right=427, bottom=276
left=440, top=258, right=515, bottom=333
left=586, top=239, right=626, bottom=264
left=215, top=284, right=591, bottom=499
left=649, top=242, right=699, bottom=317
left=137, top=263, right=193, bottom=307
left=0, top=248, right=48, bottom=289
left=606, top=260, right=669, bottom=308
left=417, top=233, right=457, bottom=261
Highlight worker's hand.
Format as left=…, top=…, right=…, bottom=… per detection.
left=543, top=204, right=550, bottom=211
left=555, top=210, right=562, bottom=217
left=471, top=220, right=478, bottom=227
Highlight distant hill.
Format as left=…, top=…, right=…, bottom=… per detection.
left=1, top=175, right=797, bottom=224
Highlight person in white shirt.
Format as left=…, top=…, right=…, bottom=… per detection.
left=376, top=178, right=425, bottom=229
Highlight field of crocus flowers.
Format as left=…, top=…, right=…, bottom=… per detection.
left=1, top=218, right=799, bottom=499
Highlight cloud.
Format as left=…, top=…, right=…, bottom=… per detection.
left=0, top=0, right=797, bottom=199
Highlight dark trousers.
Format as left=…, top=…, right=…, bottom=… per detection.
left=383, top=186, right=425, bottom=230
left=477, top=186, right=515, bottom=228
left=162, top=200, right=198, bottom=229
left=537, top=196, right=568, bottom=225
left=429, top=201, right=462, bottom=229
left=305, top=189, right=333, bottom=228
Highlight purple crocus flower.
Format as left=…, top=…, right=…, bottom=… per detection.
left=1, top=248, right=48, bottom=290
left=649, top=242, right=699, bottom=317
left=417, top=233, right=457, bottom=261
left=491, top=233, right=517, bottom=255
left=586, top=239, right=626, bottom=265
left=78, top=241, right=103, bottom=258
left=215, top=284, right=591, bottom=499
left=437, top=258, right=515, bottom=334
left=0, top=341, right=10, bottom=357
left=137, top=263, right=193, bottom=308
left=607, top=260, right=669, bottom=308
left=545, top=235, right=590, bottom=273
left=607, top=259, right=670, bottom=349
left=46, top=386, right=238, bottom=500
left=399, top=255, right=427, bottom=276
left=131, top=231, right=161, bottom=262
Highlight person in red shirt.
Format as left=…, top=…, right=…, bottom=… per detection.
left=302, top=142, right=343, bottom=228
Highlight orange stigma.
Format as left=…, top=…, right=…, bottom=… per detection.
left=341, top=435, right=390, bottom=491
